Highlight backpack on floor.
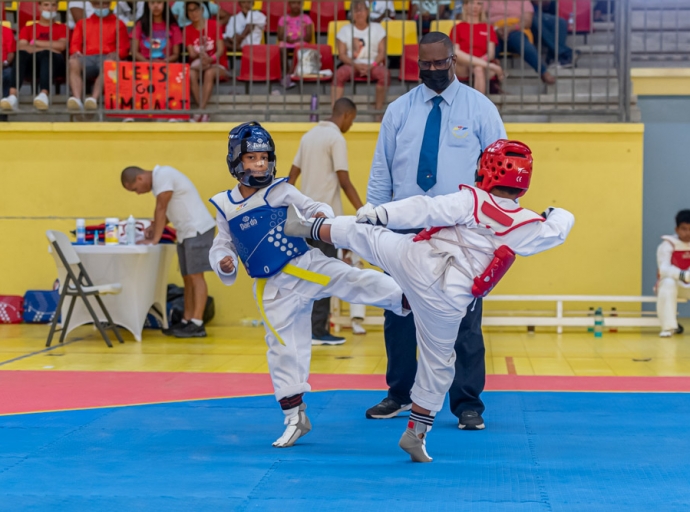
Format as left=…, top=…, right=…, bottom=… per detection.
left=0, top=296, right=24, bottom=324
left=23, top=290, right=60, bottom=323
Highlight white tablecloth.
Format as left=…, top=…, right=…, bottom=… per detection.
left=51, top=244, right=176, bottom=342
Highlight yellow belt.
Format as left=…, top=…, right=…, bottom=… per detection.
left=255, top=264, right=331, bottom=346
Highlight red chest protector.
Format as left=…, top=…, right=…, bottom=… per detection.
left=413, top=185, right=544, bottom=298
left=662, top=236, right=690, bottom=270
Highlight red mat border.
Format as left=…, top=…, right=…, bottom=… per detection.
left=1, top=371, right=690, bottom=415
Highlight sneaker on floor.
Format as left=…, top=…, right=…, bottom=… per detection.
left=399, top=428, right=433, bottom=462
left=162, top=321, right=187, bottom=336
left=273, top=403, right=312, bottom=448
left=458, top=410, right=485, bottom=430
left=200, top=114, right=210, bottom=122
left=659, top=330, right=674, bottom=338
left=67, top=96, right=84, bottom=111
left=558, top=50, right=581, bottom=69
left=33, top=92, right=49, bottom=110
left=365, top=397, right=412, bottom=419
left=0, top=94, right=18, bottom=111
left=84, top=97, right=98, bottom=110
left=351, top=319, right=366, bottom=335
left=172, top=322, right=207, bottom=338
left=312, top=333, right=346, bottom=346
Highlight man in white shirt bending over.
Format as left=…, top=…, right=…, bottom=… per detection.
left=224, top=0, right=266, bottom=51
left=121, top=165, right=216, bottom=338
left=288, top=98, right=367, bottom=344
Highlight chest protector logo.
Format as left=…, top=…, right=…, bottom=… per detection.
left=210, top=179, right=309, bottom=278
left=414, top=185, right=544, bottom=298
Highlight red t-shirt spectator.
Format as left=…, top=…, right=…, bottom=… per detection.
left=451, top=22, right=498, bottom=58
left=1, top=25, right=15, bottom=63
left=19, top=22, right=68, bottom=45
left=184, top=20, right=227, bottom=68
left=70, top=14, right=130, bottom=58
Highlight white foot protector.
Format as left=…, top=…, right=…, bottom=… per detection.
left=273, top=403, right=312, bottom=448
left=351, top=319, right=367, bottom=335
left=659, top=330, right=674, bottom=338
left=399, top=428, right=433, bottom=463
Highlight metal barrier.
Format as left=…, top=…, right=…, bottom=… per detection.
left=0, top=0, right=640, bottom=121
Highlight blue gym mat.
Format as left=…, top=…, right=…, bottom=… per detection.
left=1, top=390, right=690, bottom=511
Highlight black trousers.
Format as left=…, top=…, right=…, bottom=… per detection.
left=10, top=50, right=65, bottom=93
left=308, top=239, right=338, bottom=337
left=384, top=298, right=486, bottom=417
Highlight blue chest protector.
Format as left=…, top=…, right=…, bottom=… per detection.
left=209, top=179, right=310, bottom=279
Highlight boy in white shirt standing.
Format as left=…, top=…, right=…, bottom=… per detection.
left=656, top=209, right=690, bottom=337
left=224, top=0, right=266, bottom=51
left=121, top=165, right=216, bottom=338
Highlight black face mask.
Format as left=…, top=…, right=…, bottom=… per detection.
left=419, top=69, right=454, bottom=93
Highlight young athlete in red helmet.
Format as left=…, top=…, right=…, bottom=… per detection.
left=284, top=139, right=575, bottom=463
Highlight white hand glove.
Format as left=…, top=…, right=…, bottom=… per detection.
left=681, top=270, right=690, bottom=285
left=356, top=203, right=388, bottom=226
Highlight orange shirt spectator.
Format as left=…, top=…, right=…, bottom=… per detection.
left=70, top=12, right=129, bottom=58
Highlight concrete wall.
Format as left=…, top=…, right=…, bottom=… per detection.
left=638, top=96, right=690, bottom=315
left=0, top=123, right=644, bottom=325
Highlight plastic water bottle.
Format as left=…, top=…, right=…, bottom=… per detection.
left=93, top=230, right=99, bottom=245
left=587, top=307, right=594, bottom=332
left=126, top=215, right=136, bottom=245
left=593, top=307, right=604, bottom=338
left=76, top=218, right=86, bottom=244
left=568, top=12, right=575, bottom=32
left=309, top=94, right=319, bottom=122
left=240, top=318, right=264, bottom=327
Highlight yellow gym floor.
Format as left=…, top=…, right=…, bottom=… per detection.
left=2, top=323, right=690, bottom=377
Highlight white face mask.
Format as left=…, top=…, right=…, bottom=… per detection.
left=41, top=10, right=58, bottom=20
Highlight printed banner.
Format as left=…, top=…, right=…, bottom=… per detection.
left=103, top=61, right=190, bottom=114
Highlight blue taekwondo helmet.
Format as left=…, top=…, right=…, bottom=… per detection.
left=227, top=121, right=277, bottom=188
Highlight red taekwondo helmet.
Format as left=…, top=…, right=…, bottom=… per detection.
left=476, top=139, right=533, bottom=198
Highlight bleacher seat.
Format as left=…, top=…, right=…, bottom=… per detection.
left=382, top=20, right=417, bottom=57
left=429, top=19, right=458, bottom=36
left=237, top=44, right=282, bottom=91
left=399, top=44, right=419, bottom=82
left=290, top=43, right=334, bottom=93
left=218, top=1, right=262, bottom=16
left=310, top=1, right=346, bottom=34
left=327, top=20, right=350, bottom=56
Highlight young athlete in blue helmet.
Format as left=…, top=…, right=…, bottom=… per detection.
left=208, top=121, right=410, bottom=448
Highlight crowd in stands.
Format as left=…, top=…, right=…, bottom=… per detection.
left=1, top=0, right=589, bottom=120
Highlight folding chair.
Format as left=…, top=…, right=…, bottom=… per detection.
left=46, top=230, right=123, bottom=348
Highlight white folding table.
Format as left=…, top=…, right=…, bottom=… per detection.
left=51, top=244, right=176, bottom=342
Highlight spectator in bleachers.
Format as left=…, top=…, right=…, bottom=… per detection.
left=115, top=1, right=145, bottom=26
left=277, top=1, right=313, bottom=89
left=451, top=0, right=504, bottom=94
left=132, top=1, right=182, bottom=63
left=410, top=0, right=451, bottom=34
left=333, top=0, right=389, bottom=117
left=67, top=0, right=130, bottom=112
left=1, top=0, right=67, bottom=112
left=67, top=1, right=94, bottom=30
left=171, top=1, right=227, bottom=28
left=370, top=1, right=396, bottom=22
left=185, top=0, right=228, bottom=122
left=1, top=21, right=15, bottom=107
left=223, top=0, right=266, bottom=51
left=531, top=1, right=578, bottom=68
left=487, top=0, right=556, bottom=84
left=277, top=1, right=313, bottom=48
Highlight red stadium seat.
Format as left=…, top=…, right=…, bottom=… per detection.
left=237, top=44, right=282, bottom=88
left=399, top=44, right=419, bottom=82
left=18, top=1, right=40, bottom=29
left=309, top=1, right=346, bottom=34
left=262, top=1, right=290, bottom=33
left=558, top=0, right=592, bottom=34
left=290, top=43, right=334, bottom=93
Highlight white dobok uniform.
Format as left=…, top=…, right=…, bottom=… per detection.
left=656, top=235, right=690, bottom=332
left=330, top=186, right=575, bottom=412
left=209, top=179, right=406, bottom=402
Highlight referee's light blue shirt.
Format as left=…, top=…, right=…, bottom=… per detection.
left=367, top=79, right=507, bottom=206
